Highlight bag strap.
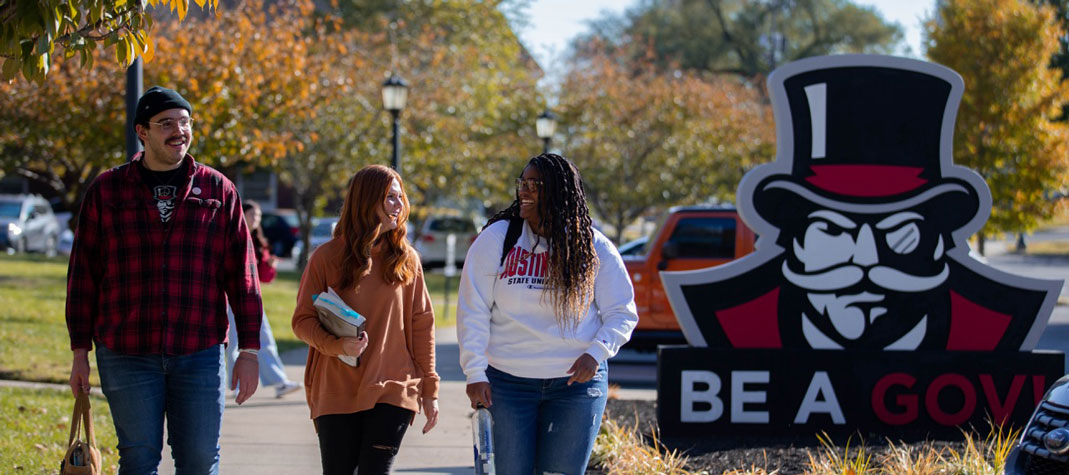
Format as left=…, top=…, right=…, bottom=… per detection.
left=82, top=392, right=97, bottom=448
left=67, top=393, right=84, bottom=448
left=67, top=392, right=96, bottom=449
left=499, top=217, right=523, bottom=267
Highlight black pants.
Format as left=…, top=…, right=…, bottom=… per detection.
left=315, top=403, right=414, bottom=475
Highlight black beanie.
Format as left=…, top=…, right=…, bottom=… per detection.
left=134, top=86, right=192, bottom=126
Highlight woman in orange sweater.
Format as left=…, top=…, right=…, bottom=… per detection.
left=292, top=165, right=439, bottom=475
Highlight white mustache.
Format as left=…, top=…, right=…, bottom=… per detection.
left=781, top=261, right=949, bottom=292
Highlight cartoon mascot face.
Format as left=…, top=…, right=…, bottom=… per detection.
left=662, top=55, right=1060, bottom=353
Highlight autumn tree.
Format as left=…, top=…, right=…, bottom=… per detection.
left=927, top=0, right=1069, bottom=252
left=0, top=48, right=125, bottom=224
left=556, top=51, right=774, bottom=244
left=574, top=0, right=902, bottom=79
left=1030, top=0, right=1068, bottom=120
left=1, top=0, right=214, bottom=82
left=324, top=0, right=545, bottom=217
left=146, top=0, right=321, bottom=169
left=279, top=26, right=391, bottom=270
left=0, top=0, right=324, bottom=230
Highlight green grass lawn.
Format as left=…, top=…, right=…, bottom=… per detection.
left=0, top=254, right=458, bottom=384
left=0, top=386, right=119, bottom=473
left=0, top=255, right=81, bottom=384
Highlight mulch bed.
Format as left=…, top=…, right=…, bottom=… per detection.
left=604, top=399, right=980, bottom=474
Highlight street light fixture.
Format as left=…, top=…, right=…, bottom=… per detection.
left=536, top=109, right=557, bottom=154
left=382, top=73, right=409, bottom=173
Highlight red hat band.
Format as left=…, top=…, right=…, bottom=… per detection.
left=804, top=164, right=928, bottom=198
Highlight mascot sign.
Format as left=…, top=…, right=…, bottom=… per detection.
left=657, top=55, right=1065, bottom=437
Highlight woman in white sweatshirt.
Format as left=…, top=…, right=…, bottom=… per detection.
left=457, top=153, right=639, bottom=474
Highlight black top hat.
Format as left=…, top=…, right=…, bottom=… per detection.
left=752, top=60, right=980, bottom=230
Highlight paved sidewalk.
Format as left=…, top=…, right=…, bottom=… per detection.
left=155, top=327, right=477, bottom=474
left=192, top=327, right=654, bottom=474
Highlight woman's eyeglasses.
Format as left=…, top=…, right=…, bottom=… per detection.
left=515, top=178, right=543, bottom=193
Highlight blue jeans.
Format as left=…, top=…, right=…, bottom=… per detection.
left=486, top=363, right=608, bottom=475
left=225, top=306, right=288, bottom=387
left=96, top=343, right=226, bottom=475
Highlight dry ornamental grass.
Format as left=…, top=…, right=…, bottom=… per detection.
left=595, top=399, right=1023, bottom=475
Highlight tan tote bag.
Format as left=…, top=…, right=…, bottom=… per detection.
left=60, top=391, right=102, bottom=475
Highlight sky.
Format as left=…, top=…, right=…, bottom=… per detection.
left=513, top=0, right=938, bottom=71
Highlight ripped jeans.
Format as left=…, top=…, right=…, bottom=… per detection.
left=314, top=403, right=413, bottom=475
left=486, top=362, right=609, bottom=475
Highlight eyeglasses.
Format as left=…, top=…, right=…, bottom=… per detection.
left=515, top=178, right=543, bottom=193
left=148, top=117, right=194, bottom=132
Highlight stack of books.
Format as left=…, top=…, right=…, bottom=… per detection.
left=312, top=287, right=366, bottom=367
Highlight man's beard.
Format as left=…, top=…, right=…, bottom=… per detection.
left=781, top=260, right=951, bottom=350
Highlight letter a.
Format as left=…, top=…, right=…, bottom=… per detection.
left=794, top=371, right=845, bottom=424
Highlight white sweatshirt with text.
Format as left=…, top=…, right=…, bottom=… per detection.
left=456, top=219, right=639, bottom=384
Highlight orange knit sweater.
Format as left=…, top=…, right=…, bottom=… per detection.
left=292, top=238, right=439, bottom=421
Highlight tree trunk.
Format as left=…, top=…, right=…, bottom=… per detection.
left=612, top=216, right=625, bottom=246
left=977, top=232, right=986, bottom=256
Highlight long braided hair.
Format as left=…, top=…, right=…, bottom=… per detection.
left=485, top=153, right=599, bottom=331
left=335, top=165, right=419, bottom=290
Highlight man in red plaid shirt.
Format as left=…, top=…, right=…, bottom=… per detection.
left=65, top=86, right=263, bottom=474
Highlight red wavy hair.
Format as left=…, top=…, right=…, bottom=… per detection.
left=335, top=165, right=419, bottom=289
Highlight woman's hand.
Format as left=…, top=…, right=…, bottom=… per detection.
left=340, top=331, right=368, bottom=357
left=466, top=382, right=492, bottom=409
left=422, top=397, right=439, bottom=434
left=566, top=353, right=599, bottom=385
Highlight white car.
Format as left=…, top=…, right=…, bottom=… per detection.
left=0, top=194, right=60, bottom=256
left=413, top=215, right=477, bottom=268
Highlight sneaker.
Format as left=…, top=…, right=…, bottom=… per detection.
left=275, top=381, right=302, bottom=398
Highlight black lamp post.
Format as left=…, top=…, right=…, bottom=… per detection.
left=536, top=109, right=557, bottom=154
left=125, top=58, right=143, bottom=160
left=382, top=73, right=409, bottom=173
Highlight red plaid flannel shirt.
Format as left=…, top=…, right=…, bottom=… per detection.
left=66, top=154, right=262, bottom=355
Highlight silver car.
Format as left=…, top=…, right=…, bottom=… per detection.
left=0, top=194, right=60, bottom=256
left=413, top=215, right=477, bottom=268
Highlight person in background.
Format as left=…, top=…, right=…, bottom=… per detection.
left=66, top=86, right=262, bottom=474
left=226, top=200, right=302, bottom=398
left=292, top=165, right=439, bottom=475
left=457, top=153, right=639, bottom=474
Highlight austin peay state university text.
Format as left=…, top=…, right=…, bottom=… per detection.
left=656, top=55, right=1065, bottom=438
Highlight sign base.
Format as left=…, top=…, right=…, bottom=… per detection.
left=657, top=346, right=1064, bottom=439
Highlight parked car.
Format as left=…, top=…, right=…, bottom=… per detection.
left=308, top=217, right=339, bottom=254
left=0, top=194, right=61, bottom=257
left=413, top=215, right=477, bottom=268
left=622, top=205, right=757, bottom=350
left=261, top=209, right=300, bottom=257
left=617, top=236, right=649, bottom=257
left=1005, top=374, right=1069, bottom=473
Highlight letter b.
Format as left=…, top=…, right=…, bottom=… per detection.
left=681, top=370, right=723, bottom=423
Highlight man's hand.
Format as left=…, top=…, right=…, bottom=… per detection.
left=566, top=353, right=598, bottom=386
left=465, top=382, right=492, bottom=409
left=341, top=331, right=368, bottom=357
left=69, top=349, right=91, bottom=396
left=231, top=352, right=259, bottom=405
left=422, top=397, right=439, bottom=434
